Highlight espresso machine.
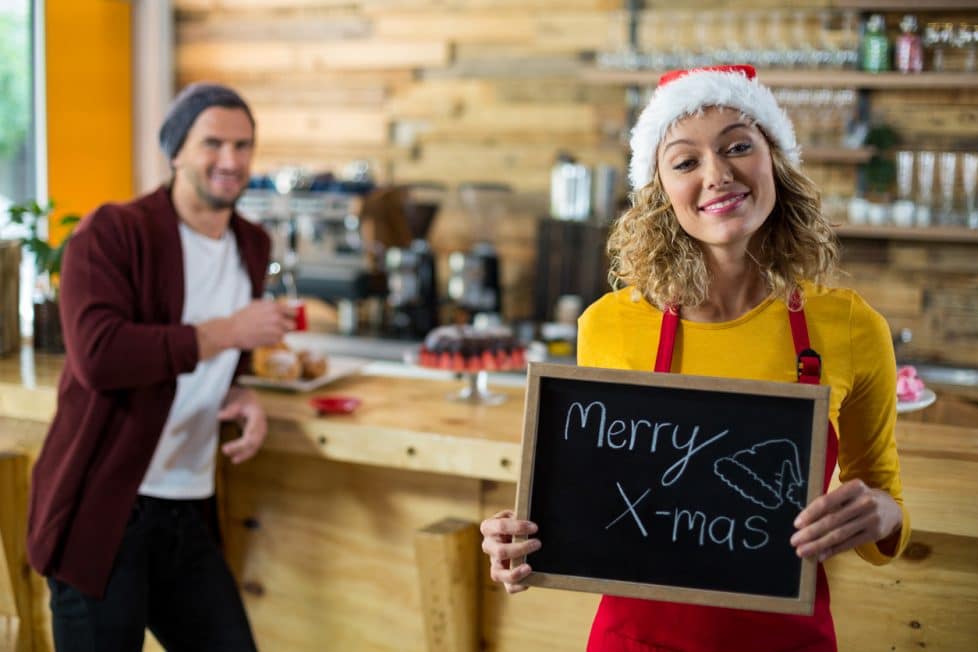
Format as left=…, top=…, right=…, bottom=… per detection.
left=446, top=182, right=508, bottom=322
left=239, top=168, right=383, bottom=334
left=383, top=183, right=444, bottom=338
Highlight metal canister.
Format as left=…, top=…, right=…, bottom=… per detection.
left=550, top=159, right=592, bottom=221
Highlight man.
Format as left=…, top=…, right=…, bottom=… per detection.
left=27, top=83, right=291, bottom=650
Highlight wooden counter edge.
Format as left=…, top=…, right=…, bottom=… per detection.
left=0, top=380, right=522, bottom=483
left=263, top=417, right=522, bottom=482
left=0, top=384, right=56, bottom=424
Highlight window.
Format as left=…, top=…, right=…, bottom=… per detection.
left=0, top=0, right=41, bottom=337
left=0, top=0, right=35, bottom=206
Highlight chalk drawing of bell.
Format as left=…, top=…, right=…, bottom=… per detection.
left=713, top=439, right=806, bottom=511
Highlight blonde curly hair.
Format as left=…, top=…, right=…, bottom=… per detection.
left=607, top=142, right=839, bottom=310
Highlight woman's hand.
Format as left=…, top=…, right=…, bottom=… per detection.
left=791, top=479, right=903, bottom=562
left=480, top=510, right=541, bottom=594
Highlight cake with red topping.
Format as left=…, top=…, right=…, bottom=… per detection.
left=418, top=325, right=526, bottom=372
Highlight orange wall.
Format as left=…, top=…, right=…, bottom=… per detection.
left=45, top=0, right=132, bottom=244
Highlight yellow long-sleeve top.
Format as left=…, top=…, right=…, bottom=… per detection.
left=577, top=282, right=911, bottom=564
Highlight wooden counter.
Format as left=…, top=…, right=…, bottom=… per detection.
left=0, top=348, right=524, bottom=482
left=2, top=349, right=978, bottom=651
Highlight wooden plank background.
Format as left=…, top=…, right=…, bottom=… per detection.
left=174, top=0, right=978, bottom=364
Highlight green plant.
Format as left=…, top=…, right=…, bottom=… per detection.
left=861, top=124, right=899, bottom=197
left=3, top=200, right=80, bottom=279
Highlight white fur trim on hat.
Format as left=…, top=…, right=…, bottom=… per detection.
left=628, top=69, right=800, bottom=191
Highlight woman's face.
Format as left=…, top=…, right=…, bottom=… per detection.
left=656, top=107, right=776, bottom=256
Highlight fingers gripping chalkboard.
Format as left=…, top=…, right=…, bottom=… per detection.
left=515, top=363, right=830, bottom=615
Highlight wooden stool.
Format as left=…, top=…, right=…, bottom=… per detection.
left=0, top=451, right=32, bottom=652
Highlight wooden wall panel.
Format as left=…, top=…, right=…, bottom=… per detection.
left=177, top=12, right=371, bottom=43
left=178, top=40, right=450, bottom=75
left=371, top=11, right=536, bottom=43
left=843, top=240, right=978, bottom=366
left=252, top=106, right=390, bottom=146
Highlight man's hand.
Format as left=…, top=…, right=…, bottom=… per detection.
left=218, top=386, right=267, bottom=464
left=228, top=300, right=296, bottom=350
left=197, top=300, right=296, bottom=360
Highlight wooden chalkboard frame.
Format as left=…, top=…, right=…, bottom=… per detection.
left=515, top=362, right=831, bottom=615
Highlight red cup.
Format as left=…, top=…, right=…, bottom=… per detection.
left=290, top=301, right=307, bottom=331
left=309, top=395, right=361, bottom=415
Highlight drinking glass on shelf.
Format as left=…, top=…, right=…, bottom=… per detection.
left=924, top=22, right=952, bottom=72
left=661, top=10, right=689, bottom=70
left=742, top=11, right=765, bottom=67
left=720, top=9, right=746, bottom=64
left=809, top=89, right=833, bottom=145
left=838, top=10, right=860, bottom=69
left=893, top=151, right=916, bottom=227
left=955, top=23, right=977, bottom=72
left=938, top=152, right=959, bottom=225
left=674, top=11, right=697, bottom=69
left=641, top=11, right=667, bottom=70
left=814, top=9, right=836, bottom=69
left=831, top=90, right=857, bottom=146
left=764, top=10, right=791, bottom=68
left=777, top=89, right=812, bottom=145
left=790, top=9, right=815, bottom=68
left=915, top=151, right=936, bottom=226
left=693, top=11, right=719, bottom=67
left=963, top=153, right=978, bottom=228
left=604, top=9, right=629, bottom=57
left=896, top=151, right=915, bottom=201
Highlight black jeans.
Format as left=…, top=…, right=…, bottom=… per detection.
left=47, top=495, right=258, bottom=652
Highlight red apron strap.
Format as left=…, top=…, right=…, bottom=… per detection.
left=788, top=290, right=822, bottom=385
left=654, top=307, right=679, bottom=373
left=788, top=290, right=838, bottom=487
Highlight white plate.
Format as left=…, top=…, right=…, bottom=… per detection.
left=896, top=388, right=936, bottom=414
left=238, top=355, right=369, bottom=393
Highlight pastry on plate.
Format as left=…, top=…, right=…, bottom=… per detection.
left=299, top=350, right=328, bottom=379
left=252, top=343, right=301, bottom=381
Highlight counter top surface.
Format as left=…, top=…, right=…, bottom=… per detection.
left=0, top=346, right=528, bottom=481
left=4, top=345, right=978, bottom=484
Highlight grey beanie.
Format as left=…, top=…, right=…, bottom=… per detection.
left=158, top=83, right=255, bottom=160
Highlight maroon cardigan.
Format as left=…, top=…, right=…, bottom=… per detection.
left=26, top=186, right=270, bottom=598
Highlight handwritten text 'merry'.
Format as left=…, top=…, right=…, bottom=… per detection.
left=563, top=400, right=729, bottom=486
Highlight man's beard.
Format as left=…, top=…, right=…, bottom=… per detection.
left=193, top=174, right=243, bottom=210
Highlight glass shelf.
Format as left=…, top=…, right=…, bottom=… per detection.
left=835, top=224, right=978, bottom=243
left=581, top=68, right=978, bottom=90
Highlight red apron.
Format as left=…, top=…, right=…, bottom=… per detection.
left=587, top=301, right=840, bottom=652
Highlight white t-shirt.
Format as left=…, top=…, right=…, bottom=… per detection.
left=139, top=222, right=251, bottom=499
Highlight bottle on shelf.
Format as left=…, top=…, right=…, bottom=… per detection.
left=895, top=15, right=923, bottom=74
left=861, top=14, right=891, bottom=73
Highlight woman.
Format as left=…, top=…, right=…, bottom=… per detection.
left=480, top=65, right=910, bottom=651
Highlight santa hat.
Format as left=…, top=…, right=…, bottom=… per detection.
left=628, top=65, right=800, bottom=191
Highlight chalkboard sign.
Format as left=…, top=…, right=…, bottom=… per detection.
left=515, top=362, right=830, bottom=615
